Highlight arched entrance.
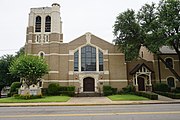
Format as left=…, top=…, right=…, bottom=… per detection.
left=137, top=77, right=145, bottom=91
left=83, top=77, right=95, bottom=92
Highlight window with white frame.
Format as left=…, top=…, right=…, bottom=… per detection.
left=45, top=16, right=51, bottom=32
left=43, top=34, right=49, bottom=43
left=74, top=50, right=79, bottom=71
left=35, top=16, right=41, bottom=32
left=73, top=45, right=104, bottom=72
left=36, top=34, right=41, bottom=43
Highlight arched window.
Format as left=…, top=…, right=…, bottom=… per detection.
left=167, top=77, right=175, bottom=88
left=74, top=50, right=79, bottom=71
left=99, top=50, right=103, bottom=71
left=39, top=51, right=45, bottom=58
left=35, top=16, right=41, bottom=32
left=45, top=16, right=51, bottom=32
left=81, top=45, right=96, bottom=71
left=73, top=46, right=104, bottom=72
left=165, top=58, right=173, bottom=68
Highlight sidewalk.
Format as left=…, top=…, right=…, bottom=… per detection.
left=0, top=96, right=180, bottom=107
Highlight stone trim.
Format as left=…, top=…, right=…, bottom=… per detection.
left=99, top=80, right=127, bottom=82
left=42, top=79, right=127, bottom=83
left=108, top=53, right=124, bottom=55
left=48, top=71, right=59, bottom=73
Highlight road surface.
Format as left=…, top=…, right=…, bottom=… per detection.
left=0, top=104, right=180, bottom=120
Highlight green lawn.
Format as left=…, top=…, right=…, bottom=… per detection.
left=0, top=96, right=71, bottom=103
left=108, top=94, right=149, bottom=101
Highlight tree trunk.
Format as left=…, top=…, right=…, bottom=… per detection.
left=172, top=43, right=180, bottom=72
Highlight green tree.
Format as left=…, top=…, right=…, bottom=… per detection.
left=113, top=0, right=180, bottom=80
left=9, top=55, right=49, bottom=86
left=156, top=0, right=180, bottom=72
left=0, top=55, right=19, bottom=91
left=113, top=9, right=143, bottom=61
left=15, top=46, right=25, bottom=58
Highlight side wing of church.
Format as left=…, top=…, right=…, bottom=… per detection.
left=25, top=3, right=128, bottom=93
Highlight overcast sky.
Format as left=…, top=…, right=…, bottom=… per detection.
left=0, top=0, right=160, bottom=56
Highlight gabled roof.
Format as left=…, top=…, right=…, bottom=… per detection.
left=129, top=63, right=154, bottom=75
left=159, top=46, right=177, bottom=54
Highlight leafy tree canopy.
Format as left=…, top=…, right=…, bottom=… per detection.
left=113, top=9, right=143, bottom=60
left=113, top=0, right=180, bottom=80
left=9, top=55, right=49, bottom=86
left=0, top=55, right=19, bottom=91
left=0, top=47, right=25, bottom=91
left=113, top=0, right=180, bottom=59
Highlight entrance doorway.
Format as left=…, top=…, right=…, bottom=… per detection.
left=137, top=77, right=145, bottom=91
left=83, top=77, right=95, bottom=92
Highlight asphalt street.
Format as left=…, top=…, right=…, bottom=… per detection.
left=0, top=104, right=180, bottom=120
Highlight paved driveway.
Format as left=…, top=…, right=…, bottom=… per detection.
left=67, top=97, right=112, bottom=104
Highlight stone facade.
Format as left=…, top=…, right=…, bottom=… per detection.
left=25, top=3, right=128, bottom=93
left=25, top=3, right=179, bottom=93
left=134, top=46, right=180, bottom=90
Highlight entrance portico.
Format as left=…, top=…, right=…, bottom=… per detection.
left=130, top=63, right=153, bottom=91
left=78, top=72, right=99, bottom=93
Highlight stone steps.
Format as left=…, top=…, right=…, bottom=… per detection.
left=76, top=92, right=102, bottom=97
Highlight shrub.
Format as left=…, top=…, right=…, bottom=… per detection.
left=103, top=86, right=112, bottom=91
left=155, top=91, right=180, bottom=99
left=103, top=86, right=112, bottom=96
left=60, top=86, right=75, bottom=97
left=122, top=85, right=136, bottom=93
left=14, top=94, right=43, bottom=99
left=41, top=88, right=48, bottom=95
left=103, top=86, right=117, bottom=96
left=134, top=91, right=158, bottom=100
left=59, top=86, right=67, bottom=91
left=47, top=83, right=60, bottom=95
left=153, top=83, right=170, bottom=92
left=9, top=82, right=21, bottom=96
left=111, top=88, right=118, bottom=95
left=171, top=87, right=180, bottom=93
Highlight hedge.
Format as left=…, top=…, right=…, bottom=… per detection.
left=122, top=85, right=136, bottom=93
left=47, top=83, right=75, bottom=96
left=47, top=83, right=60, bottom=95
left=59, top=86, right=75, bottom=97
left=152, top=83, right=170, bottom=92
left=134, top=91, right=158, bottom=100
left=103, top=85, right=117, bottom=96
left=14, top=94, right=43, bottom=99
left=155, top=91, right=180, bottom=99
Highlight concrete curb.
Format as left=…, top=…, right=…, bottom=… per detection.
left=0, top=101, right=180, bottom=107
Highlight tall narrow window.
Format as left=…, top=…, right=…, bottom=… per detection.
left=99, top=50, right=103, bottom=71
left=81, top=45, right=96, bottom=71
left=35, top=16, right=41, bottom=32
left=45, top=16, right=51, bottom=32
left=167, top=77, right=175, bottom=88
left=165, top=58, right=173, bottom=68
left=74, top=50, right=79, bottom=71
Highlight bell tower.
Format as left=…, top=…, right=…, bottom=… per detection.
left=26, top=3, right=63, bottom=45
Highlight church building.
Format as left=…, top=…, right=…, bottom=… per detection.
left=25, top=3, right=180, bottom=94
left=25, top=3, right=128, bottom=93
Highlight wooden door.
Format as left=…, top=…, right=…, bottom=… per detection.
left=138, top=77, right=145, bottom=91
left=83, top=77, right=95, bottom=92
